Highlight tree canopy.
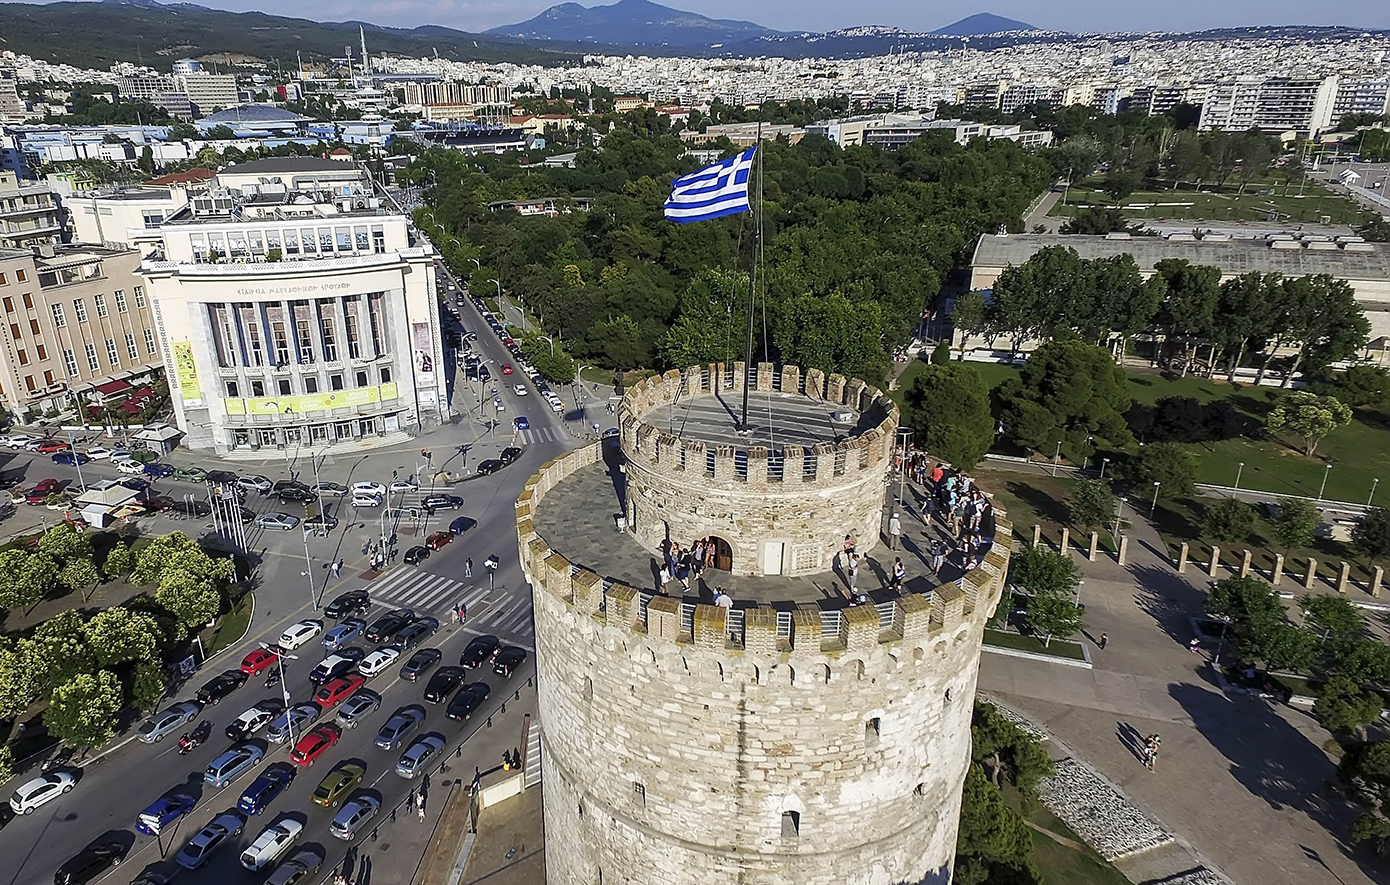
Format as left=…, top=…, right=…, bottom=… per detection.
left=996, top=339, right=1134, bottom=455
left=904, top=363, right=995, bottom=469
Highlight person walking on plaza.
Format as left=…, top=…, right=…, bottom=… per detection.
left=888, top=513, right=902, bottom=550
left=847, top=552, right=859, bottom=594
left=1099, top=632, right=1108, bottom=650
left=892, top=557, right=906, bottom=590
left=1144, top=734, right=1161, bottom=772
left=465, top=557, right=473, bottom=578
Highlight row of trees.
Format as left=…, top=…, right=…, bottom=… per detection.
left=956, top=246, right=1371, bottom=385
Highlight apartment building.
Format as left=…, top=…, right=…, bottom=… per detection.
left=400, top=81, right=511, bottom=107
left=140, top=158, right=445, bottom=454
left=1332, top=80, right=1390, bottom=122
left=0, top=70, right=25, bottom=123
left=0, top=171, right=63, bottom=251
left=0, top=244, right=160, bottom=419
left=1199, top=76, right=1339, bottom=137
left=117, top=72, right=177, bottom=103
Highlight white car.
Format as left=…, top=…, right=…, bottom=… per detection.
left=240, top=819, right=304, bottom=871
left=116, top=458, right=146, bottom=475
left=5, top=435, right=37, bottom=449
left=351, top=493, right=383, bottom=508
left=278, top=619, right=323, bottom=650
left=85, top=446, right=113, bottom=460
left=547, top=399, right=564, bottom=414
left=358, top=646, right=401, bottom=678
left=312, top=483, right=348, bottom=497
left=9, top=772, right=75, bottom=814
left=513, top=384, right=528, bottom=396
left=227, top=701, right=281, bottom=738
left=238, top=474, right=273, bottom=493
left=351, top=481, right=387, bottom=498
left=389, top=479, right=418, bottom=493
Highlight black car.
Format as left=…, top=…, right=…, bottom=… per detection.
left=272, top=480, right=310, bottom=494
left=393, top=617, right=438, bottom=650
left=54, top=841, right=127, bottom=885
left=278, top=487, right=316, bottom=504
left=400, top=648, right=442, bottom=682
left=423, top=666, right=465, bottom=704
left=403, top=545, right=430, bottom=565
left=476, top=459, right=505, bottom=476
left=365, top=609, right=414, bottom=643
left=305, top=514, right=340, bottom=531
left=499, top=447, right=523, bottom=466
left=492, top=647, right=528, bottom=678
left=461, top=635, right=501, bottom=669
left=205, top=470, right=239, bottom=485
left=308, top=647, right=366, bottom=685
left=422, top=494, right=464, bottom=512
left=446, top=683, right=491, bottom=721
left=477, top=366, right=491, bottom=382
left=325, top=590, right=371, bottom=620
left=196, top=668, right=249, bottom=705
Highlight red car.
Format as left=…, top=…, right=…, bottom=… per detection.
left=426, top=531, right=453, bottom=551
left=289, top=723, right=341, bottom=766
left=240, top=648, right=279, bottom=676
left=25, top=478, right=60, bottom=504
left=36, top=440, right=71, bottom=454
left=314, top=674, right=365, bottom=709
left=500, top=364, right=513, bottom=375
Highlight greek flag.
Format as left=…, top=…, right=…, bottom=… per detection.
left=663, top=147, right=756, bottom=223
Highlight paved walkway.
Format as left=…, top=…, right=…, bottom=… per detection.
left=980, top=504, right=1387, bottom=885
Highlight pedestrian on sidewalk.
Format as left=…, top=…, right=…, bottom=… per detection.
left=847, top=552, right=859, bottom=594
left=332, top=559, right=342, bottom=578
left=1098, top=632, right=1108, bottom=650
left=892, top=557, right=906, bottom=590
left=1144, top=734, right=1161, bottom=772
left=1188, top=637, right=1201, bottom=653
left=888, top=513, right=902, bottom=550
left=465, top=557, right=473, bottom=578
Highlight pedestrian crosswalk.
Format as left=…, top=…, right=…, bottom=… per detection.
left=515, top=426, right=564, bottom=445
left=366, top=567, right=535, bottom=637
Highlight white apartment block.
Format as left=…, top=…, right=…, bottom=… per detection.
left=1199, top=76, right=1339, bottom=137
left=0, top=171, right=63, bottom=252
left=117, top=72, right=176, bottom=103
left=177, top=74, right=238, bottom=116
left=0, top=71, right=25, bottom=123
left=140, top=158, right=445, bottom=455
left=400, top=81, right=511, bottom=107
left=1332, top=80, right=1390, bottom=122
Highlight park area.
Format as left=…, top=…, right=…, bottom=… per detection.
left=1047, top=177, right=1378, bottom=226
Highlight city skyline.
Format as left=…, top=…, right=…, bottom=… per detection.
left=7, top=0, right=1390, bottom=38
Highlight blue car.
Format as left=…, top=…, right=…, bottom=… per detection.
left=144, top=462, right=176, bottom=477
left=237, top=766, right=295, bottom=815
left=449, top=516, right=477, bottom=536
left=322, top=618, right=368, bottom=651
left=121, top=477, right=151, bottom=492
left=136, top=792, right=195, bottom=835
left=513, top=416, right=529, bottom=431
left=51, top=452, right=91, bottom=465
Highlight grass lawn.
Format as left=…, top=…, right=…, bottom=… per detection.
left=984, top=628, right=1088, bottom=661
left=1047, top=176, right=1375, bottom=226
left=1005, top=789, right=1133, bottom=885
left=206, top=591, right=254, bottom=656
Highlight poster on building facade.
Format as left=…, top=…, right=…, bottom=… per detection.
left=171, top=342, right=202, bottom=407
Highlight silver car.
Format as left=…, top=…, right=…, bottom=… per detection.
left=205, top=743, right=263, bottom=788
left=266, top=703, right=322, bottom=744
left=329, top=796, right=380, bottom=840
left=265, top=848, right=323, bottom=885
left=175, top=811, right=246, bottom=870
left=138, top=701, right=202, bottom=743
left=395, top=733, right=445, bottom=779
left=255, top=512, right=300, bottom=531
left=335, top=689, right=382, bottom=729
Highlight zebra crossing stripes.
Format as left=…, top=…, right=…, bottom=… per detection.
left=516, top=426, right=563, bottom=445
left=369, top=568, right=473, bottom=613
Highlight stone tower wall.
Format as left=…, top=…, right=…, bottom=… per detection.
left=619, top=363, right=899, bottom=576
left=517, top=442, right=1013, bottom=885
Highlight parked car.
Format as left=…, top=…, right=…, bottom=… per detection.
left=236, top=766, right=295, bottom=816
left=460, top=635, right=501, bottom=669
left=51, top=452, right=90, bottom=466
left=266, top=703, right=323, bottom=744
left=120, top=477, right=150, bottom=491
left=492, top=647, right=529, bottom=678
left=393, top=617, right=438, bottom=650
left=255, top=512, right=301, bottom=531
left=115, top=459, right=147, bottom=475
left=239, top=818, right=304, bottom=870
left=446, top=682, right=492, bottom=721
left=279, top=619, right=324, bottom=650
left=311, top=763, right=365, bottom=807
left=9, top=771, right=75, bottom=814
left=324, top=590, right=371, bottom=619
left=196, top=669, right=248, bottom=705
left=174, top=811, right=246, bottom=869
left=400, top=648, right=442, bottom=682
left=53, top=841, right=126, bottom=885
left=395, top=733, right=446, bottom=779
left=136, top=792, right=196, bottom=835
left=314, top=674, right=366, bottom=709
left=265, top=848, right=324, bottom=885
left=174, top=466, right=208, bottom=482
left=290, top=724, right=342, bottom=767
left=335, top=688, right=382, bottom=729
left=358, top=646, right=402, bottom=678
left=322, top=618, right=368, bottom=651
left=365, top=609, right=413, bottom=643
left=423, top=666, right=465, bottom=704
left=240, top=648, right=279, bottom=675
left=225, top=699, right=285, bottom=741
left=374, top=706, right=425, bottom=750
left=425, top=531, right=453, bottom=551
left=329, top=795, right=380, bottom=840
left=204, top=743, right=263, bottom=788
left=238, top=474, right=273, bottom=493
left=138, top=701, right=203, bottom=743
left=25, top=478, right=61, bottom=503
left=308, top=648, right=367, bottom=686
left=144, top=462, right=176, bottom=478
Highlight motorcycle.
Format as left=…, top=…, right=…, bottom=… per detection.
left=264, top=668, right=282, bottom=689
left=178, top=720, right=211, bottom=755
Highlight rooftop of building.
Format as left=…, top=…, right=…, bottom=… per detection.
left=637, top=388, right=867, bottom=451
left=198, top=105, right=313, bottom=126
left=216, top=156, right=356, bottom=176
left=971, top=232, right=1390, bottom=279
left=36, top=244, right=138, bottom=268
left=146, top=168, right=217, bottom=187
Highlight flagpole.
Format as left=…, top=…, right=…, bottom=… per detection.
left=738, top=125, right=761, bottom=433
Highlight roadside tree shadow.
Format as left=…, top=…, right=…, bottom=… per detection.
left=1002, top=479, right=1071, bottom=526
left=1129, top=563, right=1208, bottom=647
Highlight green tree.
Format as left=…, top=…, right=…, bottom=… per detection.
left=1353, top=508, right=1390, bottom=561
left=1270, top=498, right=1319, bottom=550
left=955, top=765, right=1037, bottom=885
left=102, top=541, right=134, bottom=580
left=1154, top=259, right=1221, bottom=375
left=39, top=522, right=93, bottom=562
left=0, top=743, right=12, bottom=786
left=1343, top=740, right=1390, bottom=853
left=1264, top=391, right=1352, bottom=457
left=0, top=549, right=59, bottom=610
left=1058, top=206, right=1136, bottom=235
left=1010, top=545, right=1082, bottom=599
left=1027, top=590, right=1087, bottom=647
left=1301, top=593, right=1363, bottom=642
left=32, top=610, right=98, bottom=691
left=950, top=290, right=988, bottom=360
left=931, top=342, right=951, bottom=365
left=1125, top=441, right=1197, bottom=498
left=156, top=572, right=222, bottom=629
left=528, top=346, right=577, bottom=383
left=59, top=556, right=101, bottom=597
left=138, top=144, right=154, bottom=176
left=127, top=660, right=167, bottom=713
left=1277, top=275, right=1370, bottom=386
left=1323, top=365, right=1390, bottom=409
left=45, top=670, right=123, bottom=750
left=1214, top=272, right=1283, bottom=382
left=1068, top=480, right=1115, bottom=530
left=1201, top=497, right=1257, bottom=543
left=971, top=703, right=1055, bottom=802
left=1315, top=675, right=1384, bottom=735
left=904, top=363, right=994, bottom=469
left=1206, top=576, right=1314, bottom=669
left=0, top=639, right=46, bottom=718
left=84, top=606, right=162, bottom=666
left=996, top=340, right=1134, bottom=455
left=659, top=268, right=746, bottom=368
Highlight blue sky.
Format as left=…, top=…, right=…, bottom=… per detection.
left=16, top=0, right=1390, bottom=35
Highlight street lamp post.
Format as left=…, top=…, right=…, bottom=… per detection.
left=896, top=428, right=913, bottom=512
left=65, top=430, right=88, bottom=492
left=1318, top=463, right=1332, bottom=502
left=1233, top=461, right=1245, bottom=495
left=261, top=643, right=299, bottom=745
left=537, top=335, right=555, bottom=356
left=1370, top=478, right=1380, bottom=508
left=1052, top=441, right=1062, bottom=477
left=300, top=528, right=317, bottom=610
left=1099, top=457, right=1110, bottom=480
left=1113, top=496, right=1127, bottom=542
left=1151, top=481, right=1162, bottom=516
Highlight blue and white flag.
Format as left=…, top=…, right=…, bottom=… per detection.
left=663, top=147, right=756, bottom=224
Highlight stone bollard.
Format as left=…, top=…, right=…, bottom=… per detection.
left=1177, top=542, right=1189, bottom=574
left=1059, top=527, right=1071, bottom=556
left=1373, top=566, right=1385, bottom=598
left=1304, top=558, right=1318, bottom=591
left=1117, top=533, right=1129, bottom=566
left=1272, top=553, right=1285, bottom=586
left=1088, top=532, right=1099, bottom=563
left=1032, top=524, right=1041, bottom=547
left=1338, top=561, right=1352, bottom=594
left=1207, top=546, right=1221, bottom=578
left=1239, top=549, right=1253, bottom=578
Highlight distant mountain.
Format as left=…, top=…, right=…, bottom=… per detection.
left=486, top=0, right=780, bottom=48
left=931, top=12, right=1038, bottom=36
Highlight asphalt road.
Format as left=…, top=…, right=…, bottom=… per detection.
left=0, top=271, right=579, bottom=885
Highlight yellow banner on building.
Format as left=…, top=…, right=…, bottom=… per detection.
left=171, top=342, right=201, bottom=405
left=224, top=386, right=389, bottom=416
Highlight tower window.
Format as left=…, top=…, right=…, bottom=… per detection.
left=865, top=717, right=881, bottom=749
left=632, top=782, right=645, bottom=808
left=781, top=811, right=800, bottom=838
